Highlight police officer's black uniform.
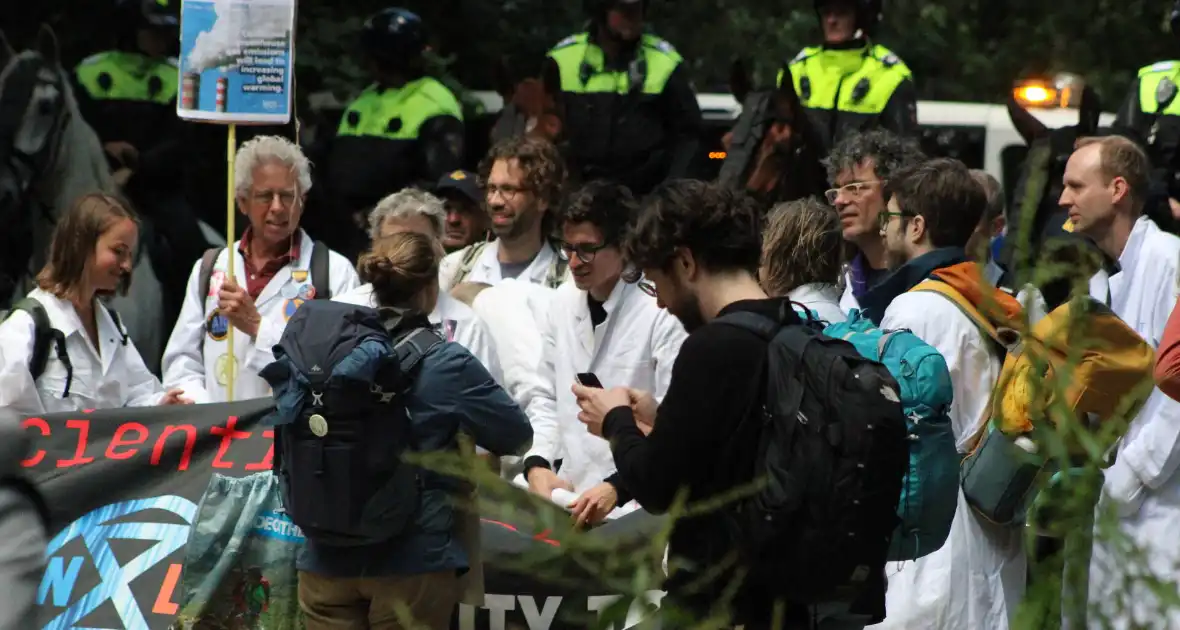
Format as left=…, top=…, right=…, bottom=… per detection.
left=542, top=0, right=702, bottom=196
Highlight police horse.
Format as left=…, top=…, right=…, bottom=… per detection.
left=717, top=58, right=830, bottom=207
left=0, top=25, right=167, bottom=373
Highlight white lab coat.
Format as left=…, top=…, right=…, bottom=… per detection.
left=875, top=290, right=1025, bottom=630
left=0, top=288, right=166, bottom=419
left=839, top=268, right=861, bottom=313
left=788, top=283, right=847, bottom=324
left=160, top=230, right=360, bottom=404
left=1085, top=216, right=1180, bottom=628
left=524, top=278, right=687, bottom=494
left=332, top=284, right=502, bottom=384
left=469, top=279, right=557, bottom=410
left=438, top=240, right=568, bottom=291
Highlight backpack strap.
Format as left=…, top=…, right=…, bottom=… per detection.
left=103, top=305, right=129, bottom=346
left=452, top=242, right=488, bottom=287
left=196, top=247, right=224, bottom=305
left=712, top=311, right=782, bottom=340
left=909, top=280, right=1014, bottom=350
left=394, top=327, right=445, bottom=375
left=5, top=298, right=74, bottom=397
left=309, top=240, right=331, bottom=300
left=545, top=242, right=569, bottom=289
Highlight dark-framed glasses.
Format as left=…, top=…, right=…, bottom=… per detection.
left=559, top=241, right=609, bottom=264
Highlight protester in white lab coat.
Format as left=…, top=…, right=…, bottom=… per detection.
left=521, top=181, right=687, bottom=526
left=1060, top=136, right=1180, bottom=628
left=334, top=188, right=501, bottom=381
left=161, top=136, right=359, bottom=403
left=867, top=159, right=1025, bottom=630
left=0, top=193, right=190, bottom=418
left=759, top=197, right=848, bottom=324
left=438, top=136, right=570, bottom=291
left=822, top=130, right=925, bottom=312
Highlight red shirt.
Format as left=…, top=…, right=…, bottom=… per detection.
left=236, top=228, right=300, bottom=298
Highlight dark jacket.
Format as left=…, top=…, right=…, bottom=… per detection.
left=297, top=341, right=532, bottom=577
left=602, top=298, right=887, bottom=625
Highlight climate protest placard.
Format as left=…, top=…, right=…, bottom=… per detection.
left=23, top=400, right=667, bottom=630
left=177, top=0, right=296, bottom=124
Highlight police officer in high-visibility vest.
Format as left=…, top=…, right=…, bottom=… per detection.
left=74, top=0, right=206, bottom=329
left=74, top=0, right=184, bottom=194
left=542, top=0, right=701, bottom=196
left=780, top=0, right=918, bottom=153
left=1113, top=0, right=1180, bottom=231
left=323, top=7, right=466, bottom=260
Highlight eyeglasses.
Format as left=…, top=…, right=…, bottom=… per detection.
left=559, top=241, right=609, bottom=264
left=637, top=280, right=657, bottom=297
left=250, top=189, right=298, bottom=207
left=877, top=210, right=912, bottom=230
left=485, top=184, right=529, bottom=202
left=824, top=180, right=886, bottom=204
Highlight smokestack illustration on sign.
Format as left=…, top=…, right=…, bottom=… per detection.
left=181, top=72, right=201, bottom=109
left=215, top=74, right=229, bottom=113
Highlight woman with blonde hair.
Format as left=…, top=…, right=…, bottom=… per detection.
left=760, top=196, right=847, bottom=323
left=296, top=231, right=532, bottom=630
left=0, top=193, right=190, bottom=418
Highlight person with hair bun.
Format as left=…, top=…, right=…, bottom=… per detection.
left=0, top=192, right=190, bottom=419
left=297, top=232, right=532, bottom=629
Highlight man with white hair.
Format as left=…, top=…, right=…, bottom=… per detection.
left=161, top=135, right=360, bottom=403
left=335, top=188, right=502, bottom=382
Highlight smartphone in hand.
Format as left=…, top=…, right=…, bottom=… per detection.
left=575, top=372, right=604, bottom=389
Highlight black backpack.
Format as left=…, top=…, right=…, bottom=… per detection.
left=1, top=297, right=129, bottom=397
left=259, top=300, right=443, bottom=547
left=715, top=309, right=909, bottom=605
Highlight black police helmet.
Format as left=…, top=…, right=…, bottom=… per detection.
left=583, top=0, right=647, bottom=20
left=1171, top=0, right=1180, bottom=37
left=118, top=0, right=180, bottom=28
left=814, top=0, right=883, bottom=36
left=362, top=8, right=427, bottom=66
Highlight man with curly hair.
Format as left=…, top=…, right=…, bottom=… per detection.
left=822, top=129, right=925, bottom=311
left=439, top=136, right=571, bottom=291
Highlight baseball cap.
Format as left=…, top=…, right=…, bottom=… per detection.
left=435, top=170, right=481, bottom=206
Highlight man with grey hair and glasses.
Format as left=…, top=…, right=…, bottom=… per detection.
left=822, top=129, right=925, bottom=311
left=335, top=188, right=502, bottom=384
left=162, top=135, right=360, bottom=403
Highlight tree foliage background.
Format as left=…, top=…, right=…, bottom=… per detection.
left=5, top=0, right=1180, bottom=109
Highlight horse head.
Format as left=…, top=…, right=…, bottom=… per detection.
left=488, top=56, right=562, bottom=145
left=0, top=24, right=71, bottom=186
left=718, top=57, right=828, bottom=205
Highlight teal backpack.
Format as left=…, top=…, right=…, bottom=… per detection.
left=823, top=309, right=959, bottom=561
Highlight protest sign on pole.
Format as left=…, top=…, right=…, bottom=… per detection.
left=177, top=0, right=298, bottom=400
left=176, top=0, right=296, bottom=125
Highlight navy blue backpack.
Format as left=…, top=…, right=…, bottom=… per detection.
left=259, top=301, right=442, bottom=546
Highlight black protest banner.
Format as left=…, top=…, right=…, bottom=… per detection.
left=24, top=401, right=667, bottom=630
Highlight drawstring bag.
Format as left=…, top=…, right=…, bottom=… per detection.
left=175, top=471, right=303, bottom=629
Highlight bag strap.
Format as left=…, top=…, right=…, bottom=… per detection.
left=452, top=242, right=488, bottom=287
left=103, top=304, right=129, bottom=346
left=909, top=280, right=1011, bottom=349
left=712, top=311, right=782, bottom=340
left=309, top=240, right=331, bottom=300
left=6, top=298, right=73, bottom=397
left=394, top=327, right=445, bottom=375
left=910, top=280, right=1012, bottom=452
left=196, top=247, right=223, bottom=306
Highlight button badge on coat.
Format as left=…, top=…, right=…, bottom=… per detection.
left=206, top=309, right=229, bottom=341
left=292, top=269, right=308, bottom=283
left=308, top=414, right=329, bottom=437
left=215, top=353, right=238, bottom=386
left=298, top=284, right=316, bottom=300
